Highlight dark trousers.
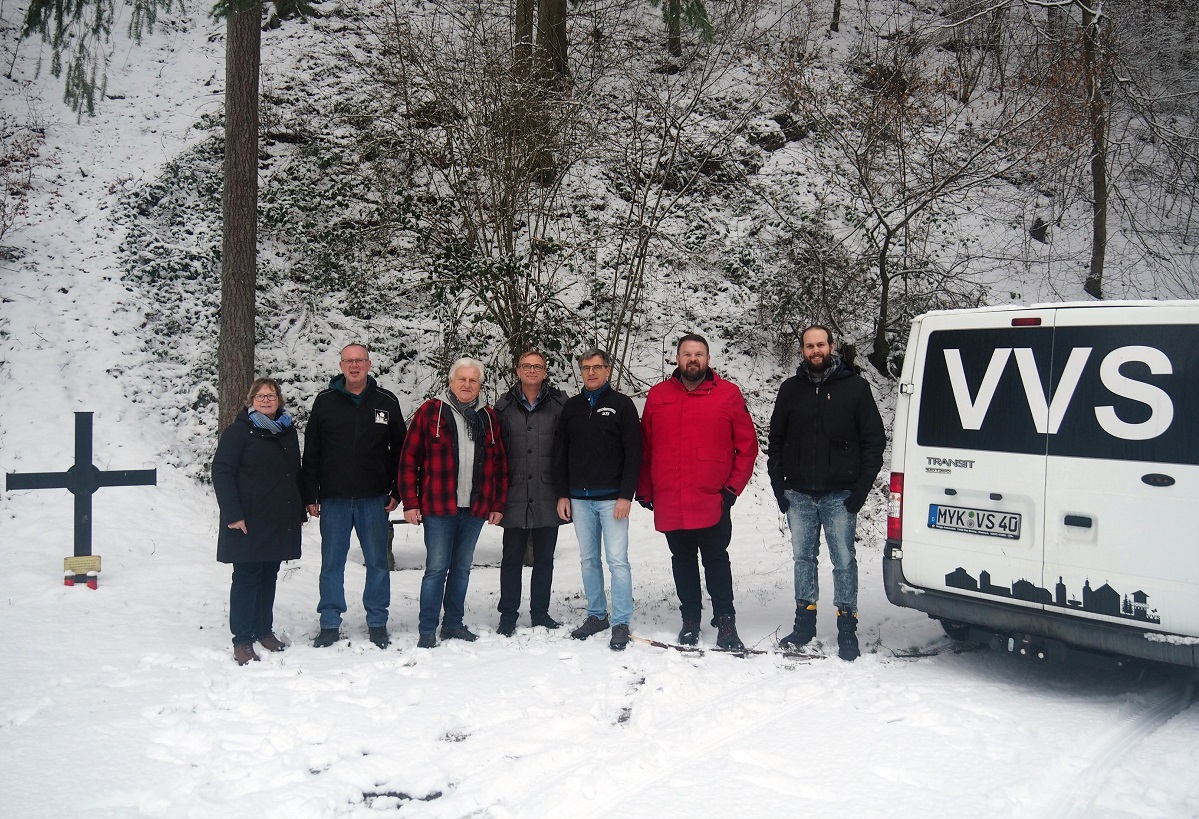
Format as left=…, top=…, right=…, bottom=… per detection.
left=230, top=561, right=281, bottom=645
left=664, top=511, right=735, bottom=623
left=498, top=527, right=559, bottom=619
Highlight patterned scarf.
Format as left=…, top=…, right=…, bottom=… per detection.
left=248, top=409, right=294, bottom=434
left=444, top=391, right=484, bottom=441
left=799, top=353, right=843, bottom=385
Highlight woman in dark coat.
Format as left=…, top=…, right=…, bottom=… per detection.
left=212, top=377, right=305, bottom=665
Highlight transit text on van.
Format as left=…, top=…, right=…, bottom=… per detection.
left=926, top=456, right=975, bottom=469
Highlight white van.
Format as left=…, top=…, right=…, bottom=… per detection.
left=883, top=301, right=1199, bottom=667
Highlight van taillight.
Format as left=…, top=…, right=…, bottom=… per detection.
left=1011, top=317, right=1042, bottom=326
left=887, top=472, right=904, bottom=540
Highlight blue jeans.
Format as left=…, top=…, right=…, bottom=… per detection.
left=419, top=511, right=486, bottom=635
left=230, top=561, right=280, bottom=645
left=785, top=489, right=858, bottom=612
left=317, top=495, right=391, bottom=629
left=573, top=499, right=633, bottom=626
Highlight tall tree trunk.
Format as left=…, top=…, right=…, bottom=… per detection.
left=1080, top=1, right=1108, bottom=299
left=667, top=0, right=682, bottom=58
left=868, top=229, right=893, bottom=376
left=831, top=0, right=842, bottom=32
left=537, top=0, right=569, bottom=80
left=515, top=0, right=534, bottom=80
left=218, top=3, right=261, bottom=432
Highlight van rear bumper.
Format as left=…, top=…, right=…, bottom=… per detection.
left=883, top=541, right=1199, bottom=668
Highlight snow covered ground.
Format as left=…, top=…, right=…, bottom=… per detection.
left=2, top=5, right=1198, bottom=819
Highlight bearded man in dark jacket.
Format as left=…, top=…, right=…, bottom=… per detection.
left=767, top=325, right=885, bottom=661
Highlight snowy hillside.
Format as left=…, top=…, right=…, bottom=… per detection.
left=2, top=2, right=1198, bottom=817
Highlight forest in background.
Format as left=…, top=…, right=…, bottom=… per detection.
left=5, top=0, right=1199, bottom=472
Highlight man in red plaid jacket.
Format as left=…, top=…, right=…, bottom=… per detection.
left=399, top=358, right=508, bottom=648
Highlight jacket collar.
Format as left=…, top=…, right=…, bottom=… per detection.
left=329, top=373, right=376, bottom=405
left=670, top=367, right=718, bottom=393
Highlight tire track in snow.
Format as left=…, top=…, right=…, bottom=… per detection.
left=1040, top=676, right=1197, bottom=819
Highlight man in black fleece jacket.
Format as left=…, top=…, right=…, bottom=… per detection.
left=302, top=343, right=407, bottom=649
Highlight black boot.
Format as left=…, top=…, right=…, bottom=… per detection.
left=715, top=616, right=744, bottom=650
left=779, top=602, right=816, bottom=648
left=678, top=618, right=701, bottom=646
left=836, top=608, right=860, bottom=661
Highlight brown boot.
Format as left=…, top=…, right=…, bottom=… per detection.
left=234, top=643, right=260, bottom=665
left=257, top=633, right=286, bottom=652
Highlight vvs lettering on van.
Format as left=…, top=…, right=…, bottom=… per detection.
left=916, top=326, right=1197, bottom=466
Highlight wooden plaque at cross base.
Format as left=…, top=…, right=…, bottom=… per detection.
left=64, top=556, right=101, bottom=589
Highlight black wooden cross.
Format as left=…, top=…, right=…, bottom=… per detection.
left=5, top=412, right=157, bottom=557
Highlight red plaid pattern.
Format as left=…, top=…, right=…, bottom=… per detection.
left=398, top=399, right=508, bottom=518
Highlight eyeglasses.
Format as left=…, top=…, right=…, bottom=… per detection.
left=341, top=358, right=368, bottom=366
left=580, top=364, right=609, bottom=373
left=518, top=363, right=546, bottom=372
left=253, top=394, right=279, bottom=403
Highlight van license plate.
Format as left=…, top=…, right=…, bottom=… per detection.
left=928, top=504, right=1022, bottom=539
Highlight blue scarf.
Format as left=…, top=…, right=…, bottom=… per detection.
left=248, top=410, right=294, bottom=434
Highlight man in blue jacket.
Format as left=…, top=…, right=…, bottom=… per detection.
left=767, top=326, right=885, bottom=661
left=553, top=349, right=642, bottom=651
left=302, top=343, right=407, bottom=649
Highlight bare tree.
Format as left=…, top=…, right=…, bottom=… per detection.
left=587, top=1, right=769, bottom=386
left=0, top=103, right=45, bottom=246
left=359, top=1, right=590, bottom=372
left=781, top=14, right=1057, bottom=373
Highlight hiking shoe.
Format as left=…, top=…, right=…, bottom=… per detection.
left=440, top=625, right=479, bottom=642
left=233, top=643, right=260, bottom=665
left=715, top=615, right=744, bottom=650
left=257, top=633, right=286, bottom=652
left=571, top=615, right=610, bottom=640
left=313, top=628, right=341, bottom=648
left=417, top=633, right=437, bottom=649
left=530, top=613, right=562, bottom=629
left=609, top=623, right=630, bottom=651
left=678, top=618, right=701, bottom=646
left=497, top=618, right=517, bottom=637
left=837, top=608, right=860, bottom=662
left=780, top=602, right=817, bottom=648
left=369, top=626, right=390, bottom=649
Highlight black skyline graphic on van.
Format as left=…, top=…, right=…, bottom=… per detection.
left=944, top=568, right=1161, bottom=624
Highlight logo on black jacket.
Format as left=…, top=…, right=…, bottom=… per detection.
left=375, top=410, right=389, bottom=425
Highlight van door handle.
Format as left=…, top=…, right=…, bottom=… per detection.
left=1064, top=515, right=1093, bottom=529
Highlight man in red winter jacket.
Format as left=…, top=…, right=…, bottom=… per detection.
left=637, top=334, right=759, bottom=649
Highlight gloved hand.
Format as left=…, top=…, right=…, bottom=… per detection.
left=637, top=498, right=654, bottom=511
left=721, top=487, right=737, bottom=508
left=774, top=491, right=790, bottom=514
left=844, top=489, right=868, bottom=514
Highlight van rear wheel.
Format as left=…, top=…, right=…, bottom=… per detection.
left=939, top=619, right=973, bottom=641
